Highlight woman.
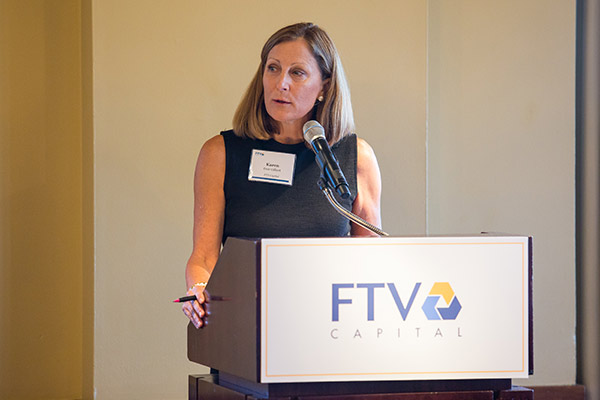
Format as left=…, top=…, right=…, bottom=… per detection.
left=182, top=22, right=382, bottom=329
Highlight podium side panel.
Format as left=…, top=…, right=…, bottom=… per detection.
left=188, top=238, right=261, bottom=381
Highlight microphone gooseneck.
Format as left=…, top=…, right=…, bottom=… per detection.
left=318, top=178, right=389, bottom=237
left=303, top=120, right=388, bottom=237
left=302, top=120, right=351, bottom=199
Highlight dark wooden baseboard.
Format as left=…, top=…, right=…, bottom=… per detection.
left=190, top=376, right=585, bottom=400
left=526, top=385, right=585, bottom=400
left=496, top=386, right=533, bottom=400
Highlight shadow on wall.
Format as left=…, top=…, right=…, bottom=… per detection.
left=0, top=1, right=83, bottom=398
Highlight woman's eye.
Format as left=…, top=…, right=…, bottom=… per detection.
left=292, top=69, right=306, bottom=77
left=267, top=64, right=279, bottom=72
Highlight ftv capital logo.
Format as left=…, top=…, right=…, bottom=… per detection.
left=422, top=282, right=462, bottom=320
left=331, top=281, right=462, bottom=321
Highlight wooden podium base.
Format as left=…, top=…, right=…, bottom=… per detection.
left=189, top=374, right=534, bottom=400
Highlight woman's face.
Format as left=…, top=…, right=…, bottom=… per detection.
left=262, top=39, right=326, bottom=133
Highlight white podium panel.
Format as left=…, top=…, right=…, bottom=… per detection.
left=260, top=236, right=530, bottom=383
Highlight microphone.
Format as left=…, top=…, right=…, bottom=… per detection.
left=303, top=120, right=351, bottom=199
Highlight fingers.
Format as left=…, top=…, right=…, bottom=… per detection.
left=182, top=288, right=211, bottom=329
left=182, top=300, right=207, bottom=329
left=182, top=303, right=199, bottom=328
left=192, top=299, right=205, bottom=319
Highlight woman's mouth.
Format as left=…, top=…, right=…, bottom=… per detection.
left=274, top=99, right=291, bottom=105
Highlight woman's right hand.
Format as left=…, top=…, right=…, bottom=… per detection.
left=184, top=135, right=225, bottom=329
left=182, top=285, right=210, bottom=329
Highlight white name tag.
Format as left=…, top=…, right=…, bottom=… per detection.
left=248, top=149, right=296, bottom=186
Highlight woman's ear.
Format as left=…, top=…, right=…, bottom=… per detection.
left=321, top=78, right=331, bottom=96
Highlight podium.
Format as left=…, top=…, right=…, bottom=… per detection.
left=188, top=235, right=533, bottom=399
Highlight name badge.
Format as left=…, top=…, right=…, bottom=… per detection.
left=248, top=149, right=296, bottom=186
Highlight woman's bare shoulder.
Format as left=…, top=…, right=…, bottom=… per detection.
left=196, top=134, right=225, bottom=167
left=356, top=137, right=379, bottom=172
left=201, top=134, right=225, bottom=155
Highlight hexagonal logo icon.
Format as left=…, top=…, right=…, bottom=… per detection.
left=421, top=282, right=462, bottom=320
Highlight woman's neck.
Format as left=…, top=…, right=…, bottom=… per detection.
left=272, top=120, right=305, bottom=144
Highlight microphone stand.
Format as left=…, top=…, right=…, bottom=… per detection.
left=317, top=178, right=389, bottom=237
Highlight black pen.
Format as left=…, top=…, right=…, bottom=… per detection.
left=172, top=295, right=231, bottom=303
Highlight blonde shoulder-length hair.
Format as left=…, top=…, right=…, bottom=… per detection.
left=233, top=22, right=355, bottom=144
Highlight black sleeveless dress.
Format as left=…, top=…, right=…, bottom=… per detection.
left=221, top=130, right=357, bottom=243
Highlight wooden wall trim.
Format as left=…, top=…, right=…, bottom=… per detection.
left=528, top=385, right=585, bottom=400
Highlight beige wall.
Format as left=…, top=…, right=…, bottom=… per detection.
left=427, top=0, right=576, bottom=385
left=0, top=1, right=577, bottom=399
left=0, top=1, right=83, bottom=399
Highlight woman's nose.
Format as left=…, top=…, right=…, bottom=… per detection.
left=276, top=73, right=290, bottom=91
